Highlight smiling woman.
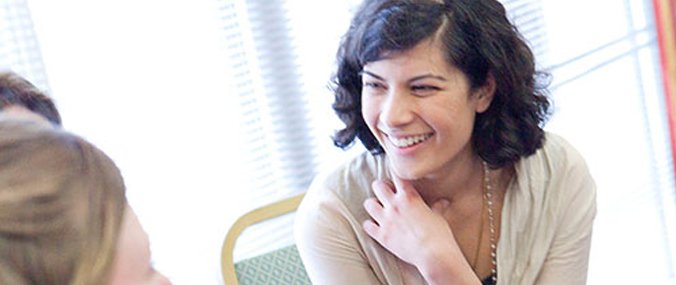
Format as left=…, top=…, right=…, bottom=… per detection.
left=360, top=39, right=495, bottom=182
left=358, top=32, right=506, bottom=281
left=295, top=1, right=596, bottom=285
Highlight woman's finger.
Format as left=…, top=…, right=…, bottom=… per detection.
left=362, top=219, right=381, bottom=240
left=363, top=197, right=385, bottom=222
left=391, top=175, right=422, bottom=200
left=371, top=179, right=395, bottom=207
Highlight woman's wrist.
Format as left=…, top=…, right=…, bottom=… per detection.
left=417, top=248, right=482, bottom=285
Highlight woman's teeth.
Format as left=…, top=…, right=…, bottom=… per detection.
left=388, top=133, right=432, bottom=148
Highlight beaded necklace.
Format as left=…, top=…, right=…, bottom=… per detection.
left=482, top=160, right=498, bottom=283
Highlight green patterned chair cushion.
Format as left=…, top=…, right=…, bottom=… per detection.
left=234, top=245, right=311, bottom=285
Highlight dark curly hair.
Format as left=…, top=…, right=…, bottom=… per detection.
left=331, top=0, right=550, bottom=168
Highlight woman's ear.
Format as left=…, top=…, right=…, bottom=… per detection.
left=475, top=73, right=496, bottom=113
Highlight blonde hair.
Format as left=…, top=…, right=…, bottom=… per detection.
left=0, top=120, right=126, bottom=285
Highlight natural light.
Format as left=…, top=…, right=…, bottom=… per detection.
left=3, top=0, right=675, bottom=284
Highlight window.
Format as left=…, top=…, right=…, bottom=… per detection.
left=0, top=0, right=48, bottom=88
left=536, top=0, right=675, bottom=282
left=8, top=0, right=676, bottom=284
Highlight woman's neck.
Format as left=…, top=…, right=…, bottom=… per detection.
left=411, top=154, right=485, bottom=206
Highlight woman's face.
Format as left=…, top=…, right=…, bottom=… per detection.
left=361, top=38, right=494, bottom=180
left=108, top=207, right=171, bottom=285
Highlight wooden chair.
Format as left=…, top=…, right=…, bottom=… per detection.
left=221, top=193, right=311, bottom=285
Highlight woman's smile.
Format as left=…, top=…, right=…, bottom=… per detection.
left=361, top=38, right=492, bottom=180
left=385, top=132, right=434, bottom=148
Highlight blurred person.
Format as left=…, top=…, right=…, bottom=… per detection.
left=0, top=71, right=61, bottom=125
left=0, top=119, right=170, bottom=285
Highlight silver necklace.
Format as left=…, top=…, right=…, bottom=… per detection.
left=482, top=160, right=498, bottom=283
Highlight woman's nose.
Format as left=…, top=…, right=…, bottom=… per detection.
left=380, top=89, right=414, bottom=128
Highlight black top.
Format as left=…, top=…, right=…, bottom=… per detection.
left=481, top=273, right=497, bottom=285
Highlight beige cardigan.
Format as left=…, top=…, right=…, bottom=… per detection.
left=295, top=133, right=596, bottom=285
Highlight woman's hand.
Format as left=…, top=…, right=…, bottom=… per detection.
left=362, top=176, right=480, bottom=285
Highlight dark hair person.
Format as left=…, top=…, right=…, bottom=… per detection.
left=294, top=0, right=596, bottom=284
left=0, top=71, right=62, bottom=125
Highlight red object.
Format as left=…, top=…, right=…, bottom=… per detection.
left=653, top=0, right=676, bottom=179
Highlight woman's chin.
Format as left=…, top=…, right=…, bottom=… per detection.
left=387, top=162, right=426, bottom=181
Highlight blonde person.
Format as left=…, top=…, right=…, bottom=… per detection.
left=0, top=71, right=61, bottom=125
left=0, top=119, right=170, bottom=285
left=295, top=0, right=597, bottom=284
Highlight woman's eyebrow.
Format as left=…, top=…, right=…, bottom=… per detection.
left=360, top=70, right=384, bottom=81
left=408, top=74, right=448, bottom=83
left=361, top=70, right=447, bottom=83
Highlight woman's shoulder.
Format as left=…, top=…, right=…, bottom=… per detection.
left=512, top=131, right=596, bottom=205
left=542, top=132, right=588, bottom=165
left=295, top=151, right=381, bottom=242
left=508, top=132, right=596, bottom=210
left=518, top=132, right=592, bottom=181
left=499, top=133, right=597, bottom=283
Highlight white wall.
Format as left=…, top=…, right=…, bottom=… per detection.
left=28, top=0, right=245, bottom=284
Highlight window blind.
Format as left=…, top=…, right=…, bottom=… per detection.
left=0, top=0, right=49, bottom=90
left=217, top=0, right=322, bottom=261
left=511, top=0, right=676, bottom=283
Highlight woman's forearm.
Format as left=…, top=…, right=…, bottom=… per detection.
left=416, top=245, right=483, bottom=285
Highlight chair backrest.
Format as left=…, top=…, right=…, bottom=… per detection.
left=221, top=193, right=310, bottom=285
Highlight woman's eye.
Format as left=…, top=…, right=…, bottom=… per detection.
left=411, top=85, right=439, bottom=91
left=411, top=85, right=440, bottom=95
left=362, top=82, right=387, bottom=95
left=363, top=82, right=384, bottom=89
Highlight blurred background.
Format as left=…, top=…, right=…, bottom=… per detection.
left=1, top=0, right=674, bottom=284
